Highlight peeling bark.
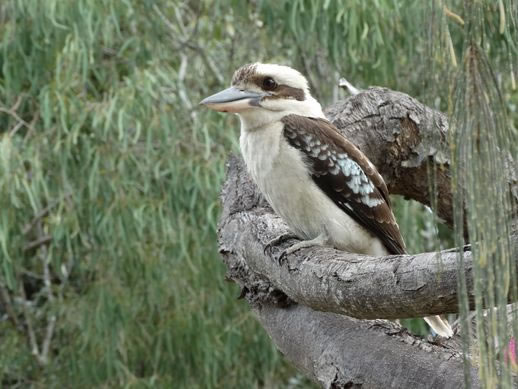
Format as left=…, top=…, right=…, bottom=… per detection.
left=218, top=87, right=517, bottom=388
left=325, top=87, right=517, bottom=226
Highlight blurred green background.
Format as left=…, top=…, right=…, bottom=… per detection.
left=0, top=1, right=516, bottom=388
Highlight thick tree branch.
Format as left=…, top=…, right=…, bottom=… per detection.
left=325, top=87, right=517, bottom=226
left=220, top=177, right=517, bottom=319
left=258, top=305, right=478, bottom=388
left=218, top=170, right=481, bottom=386
left=217, top=87, right=518, bottom=387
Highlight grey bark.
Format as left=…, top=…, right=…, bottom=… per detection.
left=324, top=87, right=518, bottom=226
left=218, top=87, right=518, bottom=388
left=259, top=305, right=478, bottom=388
left=220, top=183, right=517, bottom=319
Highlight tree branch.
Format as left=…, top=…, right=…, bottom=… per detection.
left=324, top=87, right=517, bottom=226
left=220, top=187, right=517, bottom=320
left=219, top=194, right=482, bottom=386
left=217, top=87, right=518, bottom=387
left=258, top=305, right=478, bottom=388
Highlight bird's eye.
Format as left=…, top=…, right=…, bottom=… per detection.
left=262, top=77, right=277, bottom=91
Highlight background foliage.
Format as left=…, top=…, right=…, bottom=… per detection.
left=0, top=0, right=516, bottom=388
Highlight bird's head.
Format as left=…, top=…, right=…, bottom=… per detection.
left=200, top=63, right=324, bottom=130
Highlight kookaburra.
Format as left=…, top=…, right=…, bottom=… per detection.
left=201, top=63, right=453, bottom=338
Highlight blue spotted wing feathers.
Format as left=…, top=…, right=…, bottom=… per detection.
left=281, top=114, right=406, bottom=255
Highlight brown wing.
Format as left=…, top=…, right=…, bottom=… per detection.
left=281, top=114, right=406, bottom=255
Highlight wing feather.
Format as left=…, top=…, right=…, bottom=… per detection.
left=281, top=114, right=406, bottom=255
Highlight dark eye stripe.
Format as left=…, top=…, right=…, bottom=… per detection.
left=235, top=73, right=306, bottom=101
left=270, top=85, right=305, bottom=101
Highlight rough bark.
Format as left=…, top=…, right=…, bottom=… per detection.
left=258, top=305, right=478, bottom=389
left=217, top=87, right=517, bottom=388
left=325, top=87, right=518, bottom=225
left=218, top=156, right=481, bottom=388
left=220, top=171, right=518, bottom=319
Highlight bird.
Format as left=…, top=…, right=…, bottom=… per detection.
left=200, top=63, right=453, bottom=338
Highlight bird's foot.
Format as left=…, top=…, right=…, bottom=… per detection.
left=263, top=232, right=298, bottom=256
left=277, top=232, right=331, bottom=265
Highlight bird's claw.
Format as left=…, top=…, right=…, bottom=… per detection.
left=263, top=241, right=274, bottom=256
left=263, top=233, right=297, bottom=257
left=277, top=249, right=289, bottom=266
left=276, top=244, right=302, bottom=266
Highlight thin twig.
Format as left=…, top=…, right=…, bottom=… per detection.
left=0, top=107, right=32, bottom=132
left=0, top=282, right=19, bottom=329
left=11, top=95, right=23, bottom=111
left=22, top=193, right=71, bottom=235
left=39, top=233, right=53, bottom=304
left=21, top=111, right=39, bottom=139
left=10, top=121, right=24, bottom=135
left=23, top=235, right=52, bottom=252
left=37, top=221, right=55, bottom=365
left=19, top=283, right=40, bottom=358
left=0, top=94, right=36, bottom=135
left=338, top=77, right=361, bottom=95
left=40, top=315, right=56, bottom=365
left=22, top=206, right=53, bottom=235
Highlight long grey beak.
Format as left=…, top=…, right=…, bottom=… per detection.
left=200, top=87, right=265, bottom=113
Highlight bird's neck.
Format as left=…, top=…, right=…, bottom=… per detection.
left=239, top=121, right=284, bottom=183
left=238, top=110, right=290, bottom=132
